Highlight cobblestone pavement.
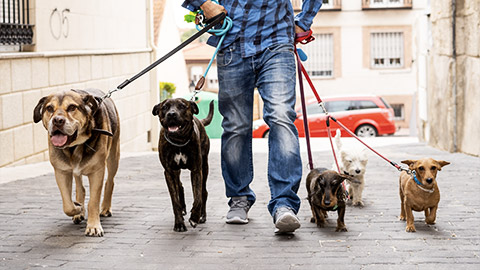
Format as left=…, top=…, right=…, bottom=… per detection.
left=1, top=139, right=479, bottom=269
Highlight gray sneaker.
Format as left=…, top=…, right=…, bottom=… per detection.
left=274, top=207, right=301, bottom=234
left=226, top=196, right=250, bottom=224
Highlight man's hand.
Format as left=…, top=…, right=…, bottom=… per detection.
left=200, top=0, right=227, bottom=20
left=295, top=25, right=306, bottom=34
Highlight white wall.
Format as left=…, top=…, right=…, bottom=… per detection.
left=33, top=0, right=148, bottom=52
left=302, top=1, right=426, bottom=98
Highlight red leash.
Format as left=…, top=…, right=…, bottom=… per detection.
left=294, top=30, right=408, bottom=174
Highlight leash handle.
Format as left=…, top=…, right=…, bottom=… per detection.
left=103, top=12, right=226, bottom=101
left=295, top=29, right=315, bottom=45
left=191, top=10, right=232, bottom=100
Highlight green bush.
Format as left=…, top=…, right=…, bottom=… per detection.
left=159, top=82, right=176, bottom=100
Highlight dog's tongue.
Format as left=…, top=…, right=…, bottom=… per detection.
left=168, top=126, right=179, bottom=132
left=51, top=134, right=68, bottom=147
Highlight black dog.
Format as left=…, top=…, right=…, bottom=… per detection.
left=306, top=168, right=354, bottom=232
left=152, top=98, right=214, bottom=232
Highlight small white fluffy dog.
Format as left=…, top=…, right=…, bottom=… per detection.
left=332, top=129, right=368, bottom=206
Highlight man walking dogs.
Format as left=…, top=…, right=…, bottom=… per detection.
left=182, top=0, right=323, bottom=234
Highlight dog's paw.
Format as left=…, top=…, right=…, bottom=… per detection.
left=72, top=202, right=85, bottom=224
left=405, top=225, right=416, bottom=232
left=310, top=217, right=316, bottom=223
left=316, top=222, right=326, bottom=228
left=72, top=214, right=85, bottom=224
left=174, top=222, right=188, bottom=232
left=100, top=208, right=112, bottom=217
left=399, top=215, right=406, bottom=221
left=199, top=215, right=206, bottom=224
left=189, top=218, right=198, bottom=228
left=85, top=223, right=104, bottom=237
left=425, top=218, right=436, bottom=225
left=353, top=201, right=364, bottom=207
left=335, top=227, right=348, bottom=232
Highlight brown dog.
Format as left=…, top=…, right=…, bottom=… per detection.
left=399, top=158, right=450, bottom=232
left=152, top=98, right=213, bottom=232
left=306, top=168, right=354, bottom=232
left=33, top=89, right=120, bottom=237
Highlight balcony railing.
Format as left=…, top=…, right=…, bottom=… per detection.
left=292, top=0, right=342, bottom=12
left=0, top=0, right=34, bottom=46
left=362, top=0, right=412, bottom=10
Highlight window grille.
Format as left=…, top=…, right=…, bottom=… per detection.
left=390, top=103, right=405, bottom=120
left=0, top=0, right=33, bottom=46
left=302, top=33, right=334, bottom=78
left=371, top=0, right=403, bottom=8
left=191, top=66, right=203, bottom=83
left=207, top=65, right=219, bottom=90
left=370, top=32, right=404, bottom=68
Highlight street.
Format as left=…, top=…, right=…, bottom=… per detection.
left=0, top=137, right=479, bottom=269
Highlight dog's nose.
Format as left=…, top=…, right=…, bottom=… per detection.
left=53, top=116, right=65, bottom=126
left=355, top=169, right=361, bottom=174
left=324, top=199, right=330, bottom=205
left=166, top=111, right=176, bottom=118
left=426, top=178, right=433, bottom=184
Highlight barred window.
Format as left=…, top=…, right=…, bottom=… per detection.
left=302, top=33, right=334, bottom=78
left=390, top=103, right=405, bottom=120
left=372, top=0, right=403, bottom=8
left=0, top=0, right=34, bottom=49
left=370, top=32, right=404, bottom=68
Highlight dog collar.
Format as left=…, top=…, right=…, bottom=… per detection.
left=164, top=133, right=190, bottom=147
left=412, top=171, right=422, bottom=185
left=411, top=171, right=435, bottom=193
left=92, top=128, right=113, bottom=137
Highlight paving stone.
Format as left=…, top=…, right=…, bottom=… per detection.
left=0, top=141, right=479, bottom=268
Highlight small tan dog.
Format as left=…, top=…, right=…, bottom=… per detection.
left=399, top=158, right=450, bottom=232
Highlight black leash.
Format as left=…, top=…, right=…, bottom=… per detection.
left=101, top=12, right=227, bottom=101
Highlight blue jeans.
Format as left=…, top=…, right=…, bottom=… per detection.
left=217, top=40, right=302, bottom=216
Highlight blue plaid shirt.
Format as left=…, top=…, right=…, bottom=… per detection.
left=182, top=0, right=323, bottom=58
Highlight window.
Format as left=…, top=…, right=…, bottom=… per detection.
left=302, top=33, right=334, bottom=78
left=325, top=101, right=352, bottom=112
left=207, top=65, right=218, bottom=90
left=0, top=0, right=33, bottom=51
left=370, top=32, right=404, bottom=68
left=190, top=66, right=203, bottom=83
left=371, top=0, right=404, bottom=8
left=391, top=103, right=405, bottom=120
left=298, top=103, right=325, bottom=115
left=356, top=100, right=379, bottom=110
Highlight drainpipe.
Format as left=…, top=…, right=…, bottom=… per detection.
left=451, top=0, right=457, bottom=152
left=147, top=0, right=160, bottom=149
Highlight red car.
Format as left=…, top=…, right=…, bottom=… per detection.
left=252, top=95, right=396, bottom=138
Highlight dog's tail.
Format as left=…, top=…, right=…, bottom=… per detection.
left=334, top=129, right=342, bottom=150
left=201, top=100, right=214, bottom=127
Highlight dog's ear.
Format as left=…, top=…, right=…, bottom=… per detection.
left=435, top=160, right=450, bottom=171
left=338, top=173, right=354, bottom=183
left=401, top=160, right=417, bottom=170
left=152, top=104, right=161, bottom=116
left=83, top=95, right=100, bottom=115
left=189, top=100, right=199, bottom=115
left=33, top=97, right=48, bottom=123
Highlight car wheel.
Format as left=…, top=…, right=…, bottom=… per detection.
left=355, top=124, right=377, bottom=137
left=263, top=130, right=270, bottom=138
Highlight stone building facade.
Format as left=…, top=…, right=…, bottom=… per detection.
left=423, top=0, right=479, bottom=156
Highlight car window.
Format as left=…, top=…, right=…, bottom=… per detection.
left=325, top=101, right=353, bottom=112
left=298, top=103, right=325, bottom=115
left=356, top=100, right=379, bottom=110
